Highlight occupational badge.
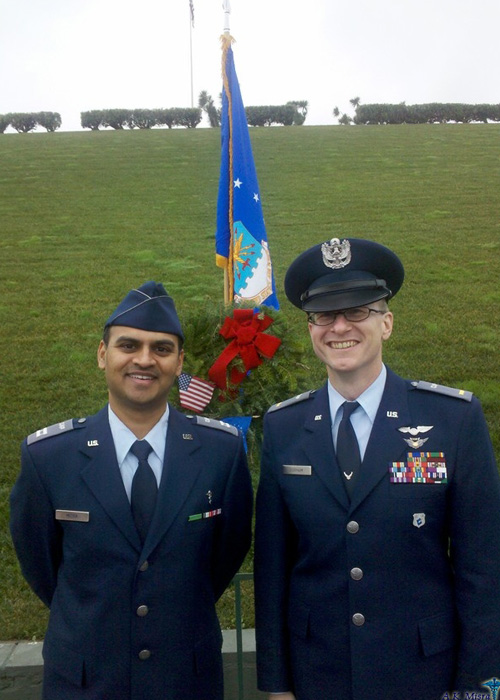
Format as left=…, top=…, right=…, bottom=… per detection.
left=413, top=513, right=426, bottom=528
left=398, top=425, right=433, bottom=448
left=321, top=238, right=351, bottom=269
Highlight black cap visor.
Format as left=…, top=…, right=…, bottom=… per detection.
left=301, top=278, right=391, bottom=312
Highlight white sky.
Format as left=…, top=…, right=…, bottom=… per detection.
left=1, top=0, right=499, bottom=132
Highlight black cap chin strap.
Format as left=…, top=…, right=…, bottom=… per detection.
left=300, top=278, right=390, bottom=303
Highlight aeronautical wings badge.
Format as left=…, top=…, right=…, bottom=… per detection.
left=398, top=425, right=433, bottom=448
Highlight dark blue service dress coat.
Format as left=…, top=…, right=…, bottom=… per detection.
left=254, top=368, right=500, bottom=700
left=10, top=405, right=253, bottom=700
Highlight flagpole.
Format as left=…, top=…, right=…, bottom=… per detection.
left=189, top=20, right=193, bottom=107
left=189, top=2, right=194, bottom=108
left=222, top=0, right=232, bottom=304
left=223, top=0, right=231, bottom=34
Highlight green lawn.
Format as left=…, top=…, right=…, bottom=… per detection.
left=1, top=124, right=499, bottom=639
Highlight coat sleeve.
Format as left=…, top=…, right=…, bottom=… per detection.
left=254, top=414, right=297, bottom=693
left=448, top=397, right=500, bottom=690
left=210, top=435, right=253, bottom=602
left=10, top=441, right=62, bottom=607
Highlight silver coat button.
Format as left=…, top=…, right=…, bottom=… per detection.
left=138, top=649, right=151, bottom=660
left=139, top=560, right=149, bottom=572
left=346, top=521, right=360, bottom=534
left=350, top=567, right=363, bottom=580
left=352, top=613, right=365, bottom=626
left=137, top=605, right=149, bottom=617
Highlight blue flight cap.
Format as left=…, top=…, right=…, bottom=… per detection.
left=284, top=237, right=404, bottom=312
left=104, top=281, right=184, bottom=341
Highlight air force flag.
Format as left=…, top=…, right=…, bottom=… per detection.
left=215, top=35, right=279, bottom=310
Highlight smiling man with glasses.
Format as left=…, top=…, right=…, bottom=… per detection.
left=254, top=237, right=500, bottom=700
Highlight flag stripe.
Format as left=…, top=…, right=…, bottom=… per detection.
left=178, top=373, right=215, bottom=413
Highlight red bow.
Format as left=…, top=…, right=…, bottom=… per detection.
left=208, top=309, right=281, bottom=390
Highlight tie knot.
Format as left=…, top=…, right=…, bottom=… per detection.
left=130, top=439, right=153, bottom=463
left=341, top=401, right=359, bottom=420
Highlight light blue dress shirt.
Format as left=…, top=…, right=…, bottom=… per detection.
left=107, top=405, right=169, bottom=502
left=328, top=364, right=387, bottom=460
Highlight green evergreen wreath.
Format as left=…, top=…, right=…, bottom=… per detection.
left=170, top=303, right=311, bottom=469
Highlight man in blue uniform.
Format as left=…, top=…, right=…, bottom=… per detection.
left=10, top=281, right=253, bottom=700
left=254, top=238, right=500, bottom=700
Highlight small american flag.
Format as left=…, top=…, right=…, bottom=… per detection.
left=178, top=372, right=214, bottom=413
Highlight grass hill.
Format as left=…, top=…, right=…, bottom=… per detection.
left=1, top=124, right=499, bottom=638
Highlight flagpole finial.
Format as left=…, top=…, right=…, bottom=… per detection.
left=223, top=0, right=231, bottom=33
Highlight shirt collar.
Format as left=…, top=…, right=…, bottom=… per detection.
left=107, top=404, right=170, bottom=466
left=327, top=364, right=387, bottom=424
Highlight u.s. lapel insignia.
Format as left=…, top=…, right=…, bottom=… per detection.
left=387, top=411, right=398, bottom=418
left=182, top=433, right=193, bottom=440
left=413, top=513, right=426, bottom=528
left=314, top=415, right=322, bottom=421
left=87, top=440, right=99, bottom=447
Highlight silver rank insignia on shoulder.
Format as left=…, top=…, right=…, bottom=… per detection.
left=412, top=381, right=472, bottom=402
left=193, top=416, right=238, bottom=436
left=268, top=390, right=314, bottom=413
left=321, top=238, right=351, bottom=269
left=27, top=419, right=77, bottom=445
left=398, top=426, right=433, bottom=449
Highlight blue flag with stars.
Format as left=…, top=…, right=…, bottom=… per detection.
left=215, top=36, right=279, bottom=310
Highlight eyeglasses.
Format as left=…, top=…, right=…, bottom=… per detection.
left=307, top=307, right=386, bottom=326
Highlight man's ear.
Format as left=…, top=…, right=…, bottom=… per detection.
left=382, top=312, right=394, bottom=341
left=175, top=349, right=185, bottom=377
left=97, top=340, right=106, bottom=370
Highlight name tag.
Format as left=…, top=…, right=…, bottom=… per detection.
left=55, top=509, right=90, bottom=522
left=283, top=465, right=312, bottom=476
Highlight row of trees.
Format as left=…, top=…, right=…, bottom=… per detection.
left=199, top=92, right=308, bottom=127
left=81, top=108, right=203, bottom=130
left=0, top=112, right=62, bottom=133
left=334, top=99, right=500, bottom=125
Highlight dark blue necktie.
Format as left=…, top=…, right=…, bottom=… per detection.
left=336, top=401, right=361, bottom=498
left=130, top=440, right=157, bottom=543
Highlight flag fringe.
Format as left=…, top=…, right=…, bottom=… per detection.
left=220, top=34, right=235, bottom=304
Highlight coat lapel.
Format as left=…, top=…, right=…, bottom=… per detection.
left=79, top=407, right=142, bottom=551
left=142, top=408, right=203, bottom=557
left=349, top=368, right=412, bottom=513
left=301, top=384, right=350, bottom=511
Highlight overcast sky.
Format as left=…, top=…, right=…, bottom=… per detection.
left=1, top=0, right=499, bottom=132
